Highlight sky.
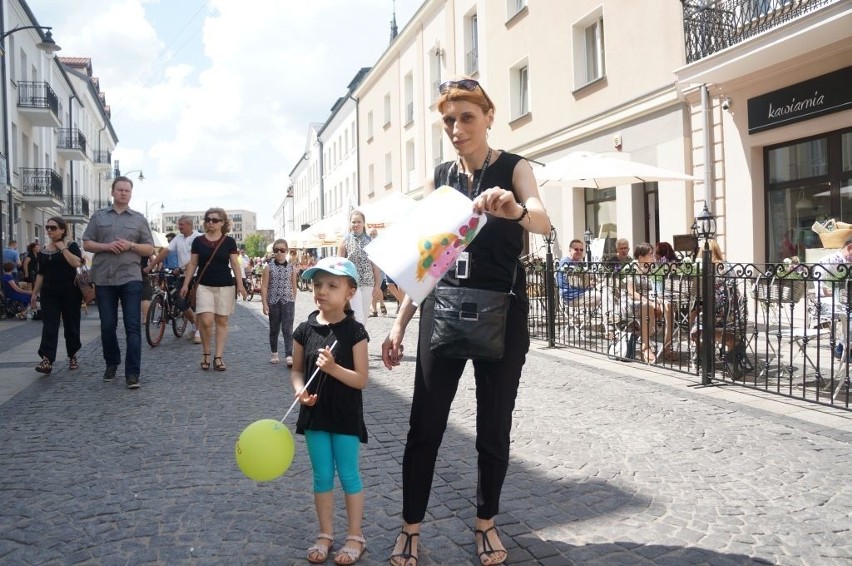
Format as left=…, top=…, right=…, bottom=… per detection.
left=27, top=0, right=422, bottom=229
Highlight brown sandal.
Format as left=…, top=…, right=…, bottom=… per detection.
left=475, top=526, right=507, bottom=566
left=69, top=356, right=79, bottom=370
left=200, top=353, right=211, bottom=371
left=213, top=356, right=227, bottom=371
left=35, top=357, right=52, bottom=374
left=390, top=530, right=418, bottom=566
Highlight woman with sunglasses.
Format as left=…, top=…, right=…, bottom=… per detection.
left=260, top=239, right=298, bottom=366
left=381, top=78, right=551, bottom=566
left=30, top=217, right=84, bottom=374
left=180, top=207, right=247, bottom=371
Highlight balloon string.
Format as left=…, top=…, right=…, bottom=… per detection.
left=281, top=340, right=338, bottom=423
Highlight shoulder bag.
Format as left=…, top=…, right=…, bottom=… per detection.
left=188, top=236, right=226, bottom=310
left=430, top=266, right=517, bottom=361
left=75, top=264, right=95, bottom=305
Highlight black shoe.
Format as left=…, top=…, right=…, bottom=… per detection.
left=103, top=365, right=117, bottom=382
left=126, top=375, right=140, bottom=389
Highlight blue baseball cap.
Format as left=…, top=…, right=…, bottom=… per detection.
left=301, top=256, right=359, bottom=287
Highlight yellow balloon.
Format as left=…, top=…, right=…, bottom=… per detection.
left=235, top=419, right=295, bottom=481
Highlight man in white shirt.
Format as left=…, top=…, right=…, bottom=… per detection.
left=146, top=215, right=202, bottom=342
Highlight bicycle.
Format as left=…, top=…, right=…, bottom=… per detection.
left=146, top=272, right=188, bottom=347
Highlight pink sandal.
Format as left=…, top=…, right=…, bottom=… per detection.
left=307, top=532, right=333, bottom=564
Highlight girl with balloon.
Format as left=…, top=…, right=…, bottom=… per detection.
left=292, top=256, right=370, bottom=565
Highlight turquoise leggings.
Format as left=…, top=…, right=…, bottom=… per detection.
left=304, top=430, right=362, bottom=494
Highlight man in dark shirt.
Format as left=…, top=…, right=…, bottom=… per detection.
left=82, top=176, right=154, bottom=389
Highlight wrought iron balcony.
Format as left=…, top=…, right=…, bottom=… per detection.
left=93, top=149, right=112, bottom=171
left=17, top=81, right=60, bottom=127
left=57, top=128, right=88, bottom=160
left=64, top=195, right=91, bottom=222
left=681, top=0, right=833, bottom=63
left=20, top=167, right=63, bottom=207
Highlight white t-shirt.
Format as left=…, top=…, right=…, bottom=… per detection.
left=169, top=231, right=201, bottom=268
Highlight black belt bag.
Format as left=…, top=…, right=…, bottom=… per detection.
left=430, top=268, right=517, bottom=361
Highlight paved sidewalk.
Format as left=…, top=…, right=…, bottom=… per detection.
left=0, top=293, right=850, bottom=564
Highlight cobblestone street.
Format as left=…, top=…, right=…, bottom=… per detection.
left=1, top=292, right=850, bottom=565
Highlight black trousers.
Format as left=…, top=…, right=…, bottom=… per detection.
left=268, top=301, right=295, bottom=355
left=402, top=292, right=530, bottom=523
left=38, top=287, right=82, bottom=363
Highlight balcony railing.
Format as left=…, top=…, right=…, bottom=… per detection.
left=681, top=0, right=833, bottom=63
left=20, top=167, right=62, bottom=201
left=64, top=196, right=91, bottom=218
left=17, top=81, right=59, bottom=115
left=93, top=149, right=111, bottom=167
left=57, top=128, right=88, bottom=154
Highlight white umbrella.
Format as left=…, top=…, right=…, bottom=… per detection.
left=150, top=231, right=170, bottom=248
left=357, top=191, right=417, bottom=228
left=536, top=151, right=697, bottom=188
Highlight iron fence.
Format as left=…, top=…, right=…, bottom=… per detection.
left=526, top=255, right=851, bottom=410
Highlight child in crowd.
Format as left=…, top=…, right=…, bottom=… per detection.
left=260, top=239, right=298, bottom=366
left=292, top=256, right=369, bottom=565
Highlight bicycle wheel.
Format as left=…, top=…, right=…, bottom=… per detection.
left=146, top=295, right=167, bottom=347
left=172, top=301, right=188, bottom=337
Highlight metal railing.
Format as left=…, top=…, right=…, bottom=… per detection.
left=20, top=168, right=62, bottom=200
left=57, top=128, right=88, bottom=154
left=526, top=255, right=851, bottom=410
left=64, top=196, right=90, bottom=217
left=93, top=149, right=111, bottom=167
left=680, top=0, right=833, bottom=63
left=17, top=81, right=59, bottom=115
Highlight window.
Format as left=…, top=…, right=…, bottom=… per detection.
left=383, top=93, right=391, bottom=127
left=404, top=73, right=414, bottom=125
left=585, top=187, right=617, bottom=258
left=573, top=10, right=606, bottom=88
left=367, top=111, right=374, bottom=142
left=510, top=61, right=530, bottom=120
left=406, top=140, right=416, bottom=191
left=384, top=152, right=393, bottom=187
left=765, top=128, right=852, bottom=262
left=507, top=0, right=526, bottom=19
left=432, top=122, right=444, bottom=167
left=466, top=13, right=479, bottom=75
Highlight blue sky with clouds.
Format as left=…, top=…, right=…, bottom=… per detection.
left=27, top=0, right=421, bottom=228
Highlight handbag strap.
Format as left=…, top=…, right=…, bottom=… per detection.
left=196, top=236, right=227, bottom=283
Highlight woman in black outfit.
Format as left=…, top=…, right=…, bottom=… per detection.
left=381, top=78, right=551, bottom=566
left=22, top=241, right=40, bottom=289
left=31, top=217, right=83, bottom=374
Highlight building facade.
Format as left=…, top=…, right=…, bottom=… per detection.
left=0, top=0, right=117, bottom=252
left=161, top=208, right=257, bottom=246
left=289, top=0, right=850, bottom=264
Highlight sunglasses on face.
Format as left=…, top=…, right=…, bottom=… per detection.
left=204, top=217, right=222, bottom=223
left=274, top=248, right=287, bottom=253
left=571, top=247, right=584, bottom=252
left=46, top=225, right=60, bottom=231
left=439, top=79, right=480, bottom=94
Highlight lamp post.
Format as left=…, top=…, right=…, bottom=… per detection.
left=1, top=24, right=61, bottom=257
left=584, top=227, right=593, bottom=263
left=113, top=160, right=145, bottom=182
left=693, top=202, right=717, bottom=386
left=145, top=201, right=164, bottom=232
left=544, top=224, right=557, bottom=348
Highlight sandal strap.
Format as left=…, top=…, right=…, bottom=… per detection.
left=316, top=532, right=334, bottom=542
left=344, top=534, right=365, bottom=545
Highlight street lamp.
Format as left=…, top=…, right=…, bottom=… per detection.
left=1, top=24, right=61, bottom=257
left=693, top=202, right=717, bottom=385
left=113, top=160, right=145, bottom=182
left=145, top=201, right=164, bottom=232
left=584, top=227, right=593, bottom=263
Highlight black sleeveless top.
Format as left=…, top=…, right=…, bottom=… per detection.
left=433, top=151, right=527, bottom=295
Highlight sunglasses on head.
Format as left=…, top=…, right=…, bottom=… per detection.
left=438, top=79, right=480, bottom=94
left=274, top=248, right=287, bottom=253
left=204, top=217, right=222, bottom=223
left=46, top=225, right=60, bottom=231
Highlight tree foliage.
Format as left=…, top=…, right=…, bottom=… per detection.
left=243, top=233, right=267, bottom=258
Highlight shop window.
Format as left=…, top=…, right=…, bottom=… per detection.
left=765, top=128, right=852, bottom=262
